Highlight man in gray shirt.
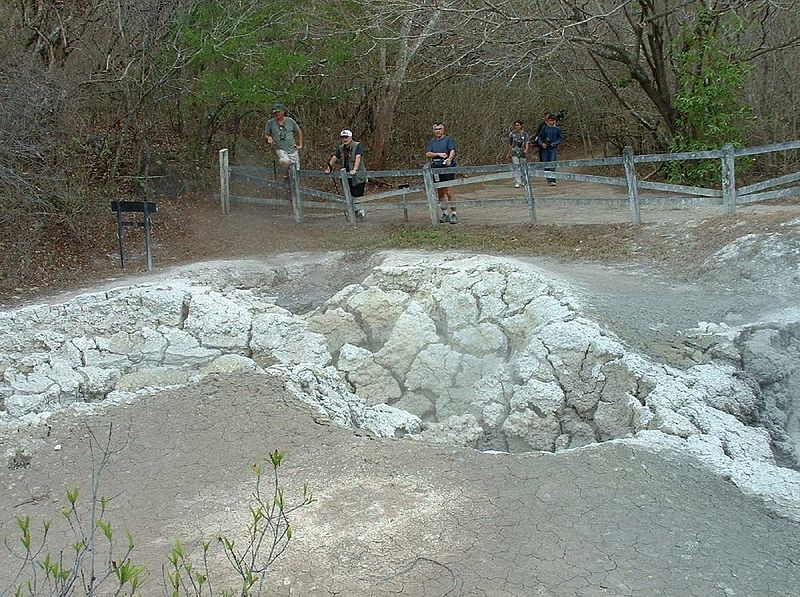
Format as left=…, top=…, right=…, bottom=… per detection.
left=264, top=102, right=304, bottom=183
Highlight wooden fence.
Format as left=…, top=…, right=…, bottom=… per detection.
left=218, top=140, right=800, bottom=225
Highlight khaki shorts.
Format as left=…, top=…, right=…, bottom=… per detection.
left=276, top=149, right=300, bottom=168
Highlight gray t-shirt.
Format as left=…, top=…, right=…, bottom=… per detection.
left=265, top=116, right=300, bottom=153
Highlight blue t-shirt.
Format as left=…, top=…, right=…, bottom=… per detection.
left=536, top=125, right=564, bottom=147
left=427, top=135, right=457, bottom=166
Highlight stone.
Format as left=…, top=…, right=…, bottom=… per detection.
left=251, top=309, right=331, bottom=367
left=337, top=344, right=402, bottom=405
left=195, top=354, right=262, bottom=376
left=404, top=343, right=461, bottom=396
left=414, top=414, right=485, bottom=447
left=451, top=322, right=508, bottom=357
left=183, top=290, right=252, bottom=352
left=306, top=307, right=368, bottom=354
left=344, top=286, right=410, bottom=346
left=115, top=367, right=190, bottom=392
left=359, top=404, right=421, bottom=438
left=374, top=301, right=438, bottom=377
left=393, top=392, right=435, bottom=419
left=503, top=409, right=561, bottom=452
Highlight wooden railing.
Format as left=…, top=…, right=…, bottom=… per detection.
left=218, top=140, right=800, bottom=225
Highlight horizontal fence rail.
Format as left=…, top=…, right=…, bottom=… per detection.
left=219, top=139, right=799, bottom=224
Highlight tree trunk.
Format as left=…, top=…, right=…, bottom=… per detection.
left=369, top=78, right=402, bottom=170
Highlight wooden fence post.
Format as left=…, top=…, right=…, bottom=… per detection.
left=422, top=164, right=440, bottom=225
left=143, top=202, right=154, bottom=271
left=520, top=158, right=536, bottom=223
left=398, top=183, right=410, bottom=222
left=219, top=148, right=230, bottom=215
left=721, top=144, right=737, bottom=215
left=623, top=146, right=641, bottom=224
left=289, top=163, right=304, bottom=223
left=340, top=169, right=356, bottom=223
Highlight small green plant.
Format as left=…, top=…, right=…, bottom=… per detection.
left=163, top=450, right=315, bottom=596
left=6, top=425, right=146, bottom=596
left=4, top=426, right=314, bottom=597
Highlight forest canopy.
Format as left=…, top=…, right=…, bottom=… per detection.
left=1, top=0, right=799, bottom=278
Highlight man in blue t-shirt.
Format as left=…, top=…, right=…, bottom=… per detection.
left=425, top=122, right=458, bottom=224
left=535, top=113, right=564, bottom=186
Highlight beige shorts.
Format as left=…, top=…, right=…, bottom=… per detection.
left=276, top=149, right=300, bottom=168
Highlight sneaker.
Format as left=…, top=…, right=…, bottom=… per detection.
left=514, top=183, right=521, bottom=188
left=449, top=212, right=459, bottom=224
left=439, top=211, right=450, bottom=223
left=548, top=181, right=557, bottom=186
left=356, top=209, right=366, bottom=222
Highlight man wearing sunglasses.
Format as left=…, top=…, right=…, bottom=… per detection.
left=264, top=102, right=303, bottom=186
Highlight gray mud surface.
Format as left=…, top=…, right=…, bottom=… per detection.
left=2, top=373, right=799, bottom=596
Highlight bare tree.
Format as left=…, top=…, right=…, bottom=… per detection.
left=462, top=0, right=800, bottom=145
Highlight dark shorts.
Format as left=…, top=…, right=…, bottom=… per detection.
left=433, top=162, right=455, bottom=183
left=435, top=172, right=455, bottom=183
left=349, top=181, right=366, bottom=197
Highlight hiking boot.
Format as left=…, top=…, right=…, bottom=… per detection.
left=439, top=211, right=450, bottom=223
left=449, top=212, right=459, bottom=224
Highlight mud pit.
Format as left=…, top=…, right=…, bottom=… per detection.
left=1, top=251, right=800, bottom=595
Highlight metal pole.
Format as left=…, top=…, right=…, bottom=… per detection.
left=422, top=164, right=439, bottom=225
left=520, top=158, right=536, bottom=224
left=721, top=143, right=737, bottom=215
left=623, top=146, right=641, bottom=224
left=399, top=183, right=410, bottom=222
left=340, top=169, right=356, bottom=223
left=219, top=148, right=230, bottom=214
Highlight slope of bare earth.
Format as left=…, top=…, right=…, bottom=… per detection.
left=1, top=373, right=799, bottom=596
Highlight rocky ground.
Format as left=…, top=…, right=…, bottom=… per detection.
left=0, top=190, right=799, bottom=596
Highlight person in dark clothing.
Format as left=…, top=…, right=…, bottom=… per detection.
left=535, top=113, right=564, bottom=186
left=326, top=129, right=368, bottom=221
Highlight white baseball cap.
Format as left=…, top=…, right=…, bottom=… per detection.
left=339, top=129, right=353, bottom=137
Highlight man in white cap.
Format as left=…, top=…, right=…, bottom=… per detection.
left=264, top=102, right=303, bottom=186
left=325, top=129, right=368, bottom=221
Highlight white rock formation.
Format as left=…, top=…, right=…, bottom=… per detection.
left=1, top=252, right=799, bottom=520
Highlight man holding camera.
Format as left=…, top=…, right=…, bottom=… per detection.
left=535, top=113, right=564, bottom=186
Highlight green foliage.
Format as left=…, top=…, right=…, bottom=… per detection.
left=9, top=490, right=145, bottom=596
left=4, top=433, right=314, bottom=597
left=669, top=9, right=753, bottom=185
left=170, top=0, right=354, bottom=152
